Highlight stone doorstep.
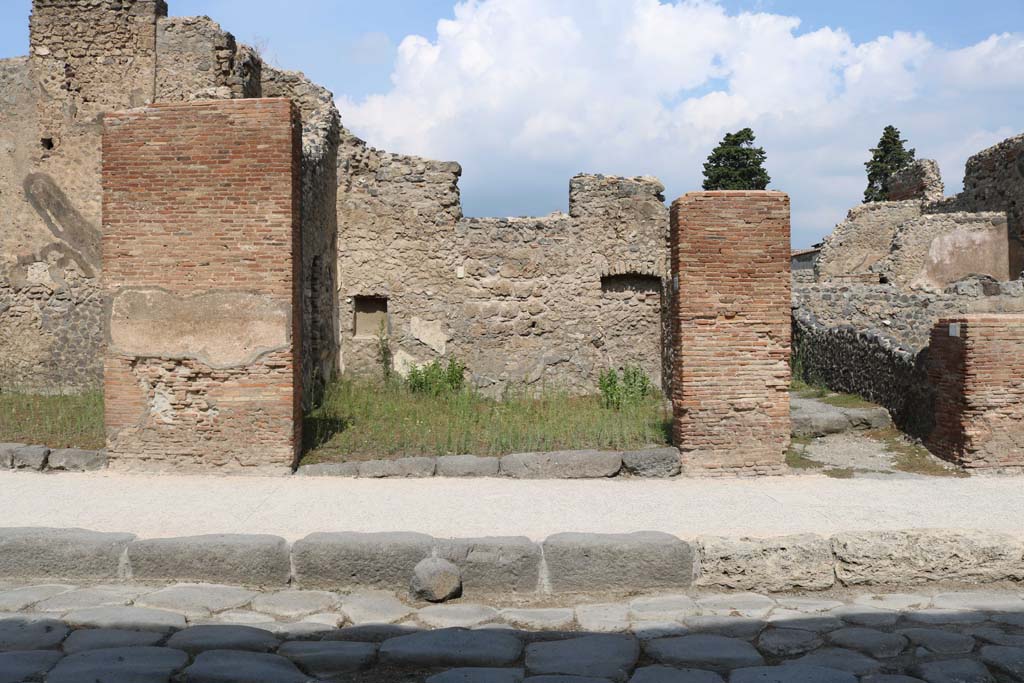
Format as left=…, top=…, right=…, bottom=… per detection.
left=0, top=527, right=1021, bottom=598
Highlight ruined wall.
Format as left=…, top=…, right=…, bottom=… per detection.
left=926, top=315, right=1024, bottom=469
left=671, top=191, right=790, bottom=475
left=155, top=16, right=261, bottom=101
left=887, top=159, right=944, bottom=202
left=102, top=99, right=302, bottom=473
left=815, top=201, right=923, bottom=280
left=958, top=134, right=1024, bottom=277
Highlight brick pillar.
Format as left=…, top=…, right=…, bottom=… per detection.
left=102, top=99, right=302, bottom=473
left=926, top=314, right=1024, bottom=469
left=670, top=191, right=791, bottom=475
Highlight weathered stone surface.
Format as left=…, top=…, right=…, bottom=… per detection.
left=166, top=625, right=279, bottom=654
left=931, top=591, right=1024, bottom=612
left=827, top=605, right=899, bottom=629
left=379, top=628, right=523, bottom=667
left=732, top=665, right=857, bottom=683
left=0, top=650, right=62, bottom=682
left=631, top=622, right=689, bottom=640
left=831, top=530, right=1024, bottom=585
left=682, top=616, right=765, bottom=639
left=62, top=628, right=164, bottom=654
left=47, top=448, right=107, bottom=471
left=293, top=532, right=434, bottom=591
left=543, top=532, right=693, bottom=593
left=419, top=604, right=499, bottom=628
left=340, top=591, right=415, bottom=625
left=183, top=650, right=310, bottom=683
left=696, top=534, right=834, bottom=591
left=765, top=609, right=843, bottom=633
left=788, top=647, right=881, bottom=675
left=324, top=624, right=421, bottom=642
left=128, top=534, right=291, bottom=586
left=294, top=462, right=360, bottom=476
left=438, top=537, right=542, bottom=595
left=500, top=450, right=621, bottom=479
left=426, top=668, right=524, bottom=683
left=437, top=455, right=501, bottom=477
left=645, top=635, right=763, bottom=670
left=63, top=606, right=186, bottom=632
left=501, top=609, right=574, bottom=630
left=0, top=528, right=133, bottom=582
left=251, top=590, right=337, bottom=618
left=526, top=634, right=639, bottom=681
left=757, top=628, right=823, bottom=657
left=47, top=646, right=188, bottom=683
left=575, top=604, right=630, bottom=633
left=0, top=616, right=68, bottom=651
left=904, top=609, right=987, bottom=626
left=0, top=444, right=23, bottom=469
left=851, top=593, right=931, bottom=611
left=0, top=585, right=73, bottom=611
left=696, top=593, right=776, bottom=619
left=980, top=645, right=1024, bottom=680
left=913, top=658, right=994, bottom=683
left=629, top=666, right=723, bottom=682
left=898, top=629, right=975, bottom=655
left=776, top=597, right=844, bottom=613
left=412, top=557, right=463, bottom=602
left=526, top=677, right=614, bottom=683
left=35, top=585, right=142, bottom=612
left=620, top=448, right=681, bottom=478
left=278, top=640, right=377, bottom=676
left=136, top=584, right=257, bottom=618
left=11, top=445, right=47, bottom=470
left=359, top=457, right=436, bottom=478
left=629, top=595, right=699, bottom=622
left=826, top=627, right=907, bottom=658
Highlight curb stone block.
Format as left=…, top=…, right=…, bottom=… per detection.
left=128, top=534, right=291, bottom=586
left=359, top=457, right=436, bottom=478
left=831, top=529, right=1024, bottom=586
left=437, top=455, right=501, bottom=477
left=0, top=527, right=134, bottom=581
left=543, top=532, right=694, bottom=594
left=621, top=447, right=682, bottom=477
left=47, top=448, right=107, bottom=471
left=295, top=462, right=359, bottom=477
left=293, top=532, right=435, bottom=591
left=11, top=445, right=48, bottom=470
left=696, top=534, right=835, bottom=592
left=0, top=443, right=25, bottom=469
left=437, top=537, right=542, bottom=595
left=500, top=450, right=622, bottom=479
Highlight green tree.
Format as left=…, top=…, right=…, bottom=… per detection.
left=702, top=127, right=771, bottom=191
left=863, top=125, right=916, bottom=203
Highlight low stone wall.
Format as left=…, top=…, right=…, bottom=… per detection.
left=1, top=526, right=1020, bottom=595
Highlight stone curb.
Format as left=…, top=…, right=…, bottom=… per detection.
left=0, top=527, right=1018, bottom=595
left=1, top=443, right=107, bottom=472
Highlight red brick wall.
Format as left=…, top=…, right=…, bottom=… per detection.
left=102, top=98, right=302, bottom=473
left=926, top=314, right=1024, bottom=469
left=670, top=191, right=791, bottom=475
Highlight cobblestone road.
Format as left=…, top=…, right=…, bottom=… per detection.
left=1, top=581, right=1023, bottom=681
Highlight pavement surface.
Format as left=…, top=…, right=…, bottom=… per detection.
left=2, top=470, right=1023, bottom=541
left=1, top=580, right=1023, bottom=682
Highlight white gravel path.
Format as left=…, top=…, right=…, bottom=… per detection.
left=2, top=470, right=1023, bottom=541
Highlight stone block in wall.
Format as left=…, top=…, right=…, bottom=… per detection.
left=925, top=314, right=1024, bottom=468
left=696, top=534, right=835, bottom=592
left=101, top=99, right=302, bottom=473
left=0, top=527, right=134, bottom=582
left=292, top=532, right=435, bottom=592
left=670, top=191, right=791, bottom=473
left=128, top=534, right=291, bottom=586
left=436, top=536, right=541, bottom=595
left=542, top=531, right=694, bottom=593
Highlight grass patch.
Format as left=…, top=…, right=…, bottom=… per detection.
left=303, top=377, right=671, bottom=463
left=0, top=390, right=105, bottom=449
left=823, top=467, right=855, bottom=479
left=867, top=427, right=967, bottom=477
left=790, top=376, right=828, bottom=399
left=818, top=392, right=878, bottom=410
left=785, top=448, right=824, bottom=470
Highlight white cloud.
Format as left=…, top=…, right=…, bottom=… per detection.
left=336, top=0, right=1024, bottom=247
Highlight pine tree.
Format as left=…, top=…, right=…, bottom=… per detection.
left=702, top=128, right=771, bottom=191
left=863, top=125, right=916, bottom=203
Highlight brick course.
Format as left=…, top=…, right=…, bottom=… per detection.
left=670, top=191, right=791, bottom=474
left=926, top=314, right=1024, bottom=469
left=102, top=98, right=302, bottom=473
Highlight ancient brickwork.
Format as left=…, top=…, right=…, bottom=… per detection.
left=102, top=99, right=302, bottom=472
left=887, top=159, right=944, bottom=202
left=926, top=314, right=1024, bottom=469
left=671, top=191, right=791, bottom=474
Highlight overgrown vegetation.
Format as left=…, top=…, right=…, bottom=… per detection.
left=598, top=365, right=654, bottom=410
left=303, top=374, right=670, bottom=463
left=867, top=427, right=967, bottom=477
left=406, top=358, right=466, bottom=396
left=0, top=389, right=105, bottom=449
left=863, top=124, right=916, bottom=203
left=785, top=434, right=823, bottom=470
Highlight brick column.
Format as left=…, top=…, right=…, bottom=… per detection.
left=102, top=99, right=302, bottom=473
left=670, top=191, right=791, bottom=475
left=926, top=314, right=1024, bottom=469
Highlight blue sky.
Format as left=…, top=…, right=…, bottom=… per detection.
left=2, top=0, right=1022, bottom=246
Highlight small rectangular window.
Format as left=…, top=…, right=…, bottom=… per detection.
left=353, top=296, right=388, bottom=338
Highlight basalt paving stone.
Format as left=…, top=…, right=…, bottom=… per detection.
left=629, top=665, right=724, bottom=682
left=380, top=628, right=523, bottom=668
left=250, top=590, right=338, bottom=618
left=774, top=598, right=844, bottom=613
left=629, top=595, right=700, bottom=622
left=756, top=628, right=823, bottom=657
left=979, top=645, right=1024, bottom=679
left=63, top=606, right=186, bottom=632
left=165, top=625, right=280, bottom=654
left=0, top=616, right=68, bottom=651
left=419, top=604, right=501, bottom=628
left=765, top=609, right=843, bottom=632
left=630, top=621, right=689, bottom=640
left=0, top=650, right=62, bottom=683
left=210, top=609, right=272, bottom=625
left=300, top=611, right=346, bottom=627
left=828, top=604, right=900, bottom=628
left=913, top=658, right=994, bottom=683
left=861, top=677, right=927, bottom=683
left=182, top=650, right=310, bottom=683
left=278, top=640, right=377, bottom=676
left=904, top=609, right=989, bottom=626
left=898, top=628, right=976, bottom=655
left=644, top=634, right=763, bottom=670
left=826, top=627, right=908, bottom=658
left=325, top=624, right=423, bottom=642
left=971, top=627, right=1024, bottom=647
left=136, top=584, right=257, bottom=619
left=47, top=646, right=189, bottom=683
left=576, top=604, right=631, bottom=633
left=425, top=668, right=525, bottom=683
left=501, top=608, right=575, bottom=630
left=34, top=585, right=144, bottom=612
left=682, top=616, right=765, bottom=639
left=525, top=634, right=639, bottom=682
left=932, top=591, right=1024, bottom=613
left=731, top=665, right=858, bottom=683
left=852, top=594, right=933, bottom=612
left=525, top=677, right=614, bottom=682
left=696, top=594, right=776, bottom=619
left=249, top=621, right=329, bottom=640
left=62, top=628, right=165, bottom=654
left=785, top=647, right=881, bottom=675
left=0, top=585, right=73, bottom=612
left=341, top=590, right=415, bottom=625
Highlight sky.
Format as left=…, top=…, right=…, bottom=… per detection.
left=2, top=0, right=1022, bottom=247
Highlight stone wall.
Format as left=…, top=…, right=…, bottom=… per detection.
left=959, top=134, right=1024, bottom=277
left=887, top=159, right=944, bottom=202
left=815, top=201, right=923, bottom=279
left=671, top=191, right=791, bottom=474
left=102, top=99, right=302, bottom=473
left=926, top=314, right=1024, bottom=469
